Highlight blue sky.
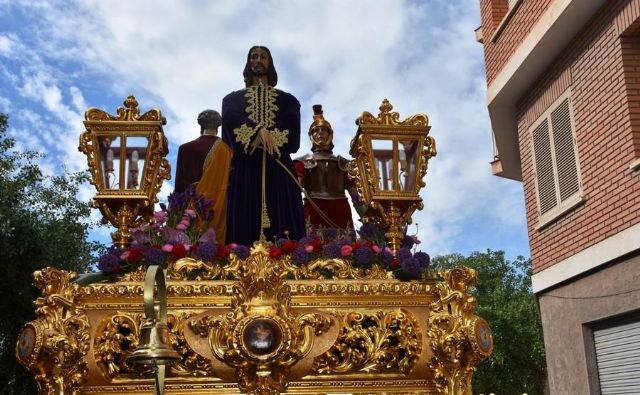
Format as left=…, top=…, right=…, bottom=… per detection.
left=0, top=0, right=530, bottom=260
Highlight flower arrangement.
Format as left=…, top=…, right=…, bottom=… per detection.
left=89, top=187, right=430, bottom=282
left=268, top=223, right=430, bottom=279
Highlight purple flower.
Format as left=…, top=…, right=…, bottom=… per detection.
left=358, top=223, right=385, bottom=242
left=336, top=237, right=352, bottom=248
left=195, top=241, right=217, bottom=261
left=321, top=228, right=338, bottom=242
left=401, top=235, right=415, bottom=250
left=382, top=248, right=394, bottom=265
left=132, top=229, right=151, bottom=246
left=354, top=246, right=374, bottom=265
left=98, top=253, right=120, bottom=274
left=299, top=235, right=319, bottom=245
left=198, top=228, right=217, bottom=244
left=231, top=245, right=250, bottom=260
left=397, top=247, right=413, bottom=263
left=401, top=256, right=422, bottom=277
left=143, top=247, right=166, bottom=266
left=291, top=245, right=310, bottom=264
left=323, top=242, right=342, bottom=259
left=414, top=251, right=430, bottom=270
left=193, top=194, right=214, bottom=218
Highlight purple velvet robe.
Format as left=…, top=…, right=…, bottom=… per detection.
left=222, top=86, right=305, bottom=245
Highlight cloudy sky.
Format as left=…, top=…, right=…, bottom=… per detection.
left=0, top=0, right=530, bottom=259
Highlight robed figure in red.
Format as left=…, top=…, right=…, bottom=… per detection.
left=174, top=110, right=232, bottom=244
left=222, top=46, right=305, bottom=245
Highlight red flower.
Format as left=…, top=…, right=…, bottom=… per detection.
left=171, top=243, right=187, bottom=259
left=282, top=240, right=297, bottom=253
left=270, top=248, right=283, bottom=259
left=126, top=248, right=143, bottom=262
left=388, top=256, right=400, bottom=269
left=310, top=239, right=323, bottom=252
left=352, top=241, right=364, bottom=251
left=216, top=244, right=230, bottom=258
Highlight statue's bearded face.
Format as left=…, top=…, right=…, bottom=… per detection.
left=311, top=126, right=332, bottom=149
left=250, top=47, right=270, bottom=75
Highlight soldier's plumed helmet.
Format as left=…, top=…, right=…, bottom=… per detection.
left=197, top=109, right=221, bottom=133
left=308, top=105, right=333, bottom=135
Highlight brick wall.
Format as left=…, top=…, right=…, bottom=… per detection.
left=514, top=0, right=640, bottom=272
left=479, top=0, right=552, bottom=84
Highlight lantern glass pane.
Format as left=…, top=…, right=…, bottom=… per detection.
left=371, top=139, right=394, bottom=191
left=99, top=136, right=121, bottom=190
left=399, top=139, right=420, bottom=192
left=124, top=136, right=148, bottom=190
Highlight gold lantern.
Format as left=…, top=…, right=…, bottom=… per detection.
left=79, top=95, right=170, bottom=248
left=348, top=99, right=436, bottom=255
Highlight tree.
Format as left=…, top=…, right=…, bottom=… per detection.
left=432, top=250, right=547, bottom=395
left=0, top=113, right=102, bottom=394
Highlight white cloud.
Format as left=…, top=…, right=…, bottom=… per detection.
left=0, top=95, right=12, bottom=112
left=0, top=33, right=14, bottom=55
left=0, top=0, right=530, bottom=258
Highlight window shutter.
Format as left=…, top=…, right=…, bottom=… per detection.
left=594, top=318, right=640, bottom=394
left=551, top=98, right=580, bottom=202
left=533, top=120, right=558, bottom=215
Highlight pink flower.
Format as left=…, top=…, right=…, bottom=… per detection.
left=198, top=228, right=217, bottom=243
left=161, top=244, right=173, bottom=252
left=411, top=235, right=421, bottom=245
left=154, top=211, right=167, bottom=220
left=371, top=244, right=382, bottom=253
left=184, top=209, right=196, bottom=217
left=228, top=243, right=238, bottom=249
left=305, top=245, right=314, bottom=253
left=341, top=245, right=353, bottom=256
left=176, top=223, right=188, bottom=230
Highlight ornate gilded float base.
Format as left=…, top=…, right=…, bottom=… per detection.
left=17, top=246, right=491, bottom=395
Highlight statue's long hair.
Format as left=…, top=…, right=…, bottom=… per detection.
left=243, top=46, right=278, bottom=87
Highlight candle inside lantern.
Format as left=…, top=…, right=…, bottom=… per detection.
left=106, top=149, right=114, bottom=171
left=130, top=150, right=139, bottom=171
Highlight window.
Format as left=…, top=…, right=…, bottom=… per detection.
left=531, top=91, right=583, bottom=227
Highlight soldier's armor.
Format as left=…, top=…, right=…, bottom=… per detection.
left=295, top=151, right=350, bottom=199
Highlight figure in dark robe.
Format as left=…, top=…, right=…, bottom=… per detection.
left=175, top=110, right=232, bottom=244
left=294, top=105, right=354, bottom=230
left=222, top=46, right=305, bottom=245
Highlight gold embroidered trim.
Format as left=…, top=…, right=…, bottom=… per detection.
left=271, top=129, right=289, bottom=150
left=233, top=124, right=256, bottom=153
left=245, top=86, right=278, bottom=128
left=202, top=138, right=221, bottom=172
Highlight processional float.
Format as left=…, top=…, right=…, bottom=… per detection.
left=15, top=96, right=493, bottom=394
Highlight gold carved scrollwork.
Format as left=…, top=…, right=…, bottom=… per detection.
left=171, top=249, right=391, bottom=282
left=94, top=311, right=216, bottom=381
left=15, top=268, right=90, bottom=394
left=359, top=99, right=429, bottom=127
left=84, top=95, right=162, bottom=122
left=427, top=267, right=493, bottom=395
left=311, top=309, right=422, bottom=375
left=94, top=313, right=145, bottom=379
left=189, top=242, right=334, bottom=394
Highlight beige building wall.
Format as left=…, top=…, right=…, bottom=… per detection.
left=537, top=253, right=640, bottom=393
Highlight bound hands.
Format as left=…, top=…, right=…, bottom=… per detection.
left=250, top=127, right=280, bottom=156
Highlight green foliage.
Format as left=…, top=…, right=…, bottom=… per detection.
left=0, top=113, right=102, bottom=394
left=432, top=251, right=547, bottom=395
